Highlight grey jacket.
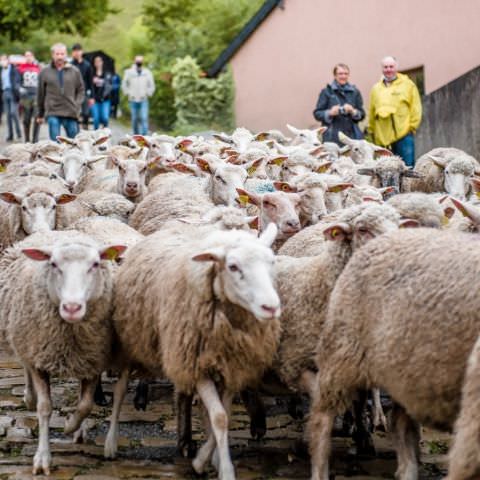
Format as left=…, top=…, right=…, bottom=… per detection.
left=122, top=65, right=155, bottom=102
left=37, top=62, right=85, bottom=119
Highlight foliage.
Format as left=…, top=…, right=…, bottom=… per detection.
left=0, top=0, right=115, bottom=41
left=171, top=56, right=235, bottom=134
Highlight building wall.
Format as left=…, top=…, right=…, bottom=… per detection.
left=230, top=0, right=480, bottom=133
left=416, top=66, right=480, bottom=159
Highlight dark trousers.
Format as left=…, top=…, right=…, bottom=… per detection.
left=2, top=88, right=21, bottom=139
left=392, top=133, right=415, bottom=168
left=21, top=95, right=40, bottom=143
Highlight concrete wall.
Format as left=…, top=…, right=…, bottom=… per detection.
left=230, top=0, right=480, bottom=133
left=416, top=66, right=480, bottom=159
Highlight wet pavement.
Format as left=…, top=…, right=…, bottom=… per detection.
left=0, top=349, right=450, bottom=480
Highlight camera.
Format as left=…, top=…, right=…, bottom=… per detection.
left=339, top=106, right=346, bottom=115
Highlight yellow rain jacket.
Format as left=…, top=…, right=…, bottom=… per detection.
left=368, top=73, right=422, bottom=147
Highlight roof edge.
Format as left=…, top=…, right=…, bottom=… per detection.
left=207, top=0, right=282, bottom=78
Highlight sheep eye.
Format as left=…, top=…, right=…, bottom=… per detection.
left=51, top=262, right=57, bottom=269
left=263, top=200, right=276, bottom=209
left=21, top=205, right=27, bottom=211
left=51, top=204, right=56, bottom=210
left=92, top=261, right=99, bottom=269
left=215, top=175, right=226, bottom=184
left=228, top=264, right=240, bottom=272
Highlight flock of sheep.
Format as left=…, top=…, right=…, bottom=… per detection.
left=0, top=124, right=479, bottom=480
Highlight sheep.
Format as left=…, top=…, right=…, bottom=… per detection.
left=307, top=228, right=480, bottom=480
left=356, top=154, right=422, bottom=194
left=387, top=192, right=453, bottom=228
left=338, top=132, right=392, bottom=163
left=44, top=148, right=107, bottom=193
left=2, top=142, right=35, bottom=164
left=405, top=147, right=480, bottom=200
left=104, top=224, right=281, bottom=480
left=0, top=176, right=76, bottom=249
left=0, top=230, right=125, bottom=475
left=235, top=188, right=302, bottom=248
left=343, top=185, right=394, bottom=207
left=286, top=124, right=327, bottom=146
left=274, top=173, right=352, bottom=226
left=447, top=197, right=480, bottom=233
left=254, top=129, right=291, bottom=145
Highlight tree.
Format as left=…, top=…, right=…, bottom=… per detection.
left=0, top=0, right=115, bottom=41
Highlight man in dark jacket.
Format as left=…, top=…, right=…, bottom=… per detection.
left=0, top=54, right=22, bottom=141
left=313, top=63, right=365, bottom=145
left=37, top=43, right=85, bottom=140
left=71, top=43, right=93, bottom=130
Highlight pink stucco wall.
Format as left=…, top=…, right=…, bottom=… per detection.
left=230, top=0, right=480, bottom=133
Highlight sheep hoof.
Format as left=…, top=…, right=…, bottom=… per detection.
left=32, top=449, right=51, bottom=475
left=178, top=439, right=197, bottom=458
left=192, top=456, right=206, bottom=475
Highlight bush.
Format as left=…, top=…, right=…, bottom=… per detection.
left=171, top=56, right=235, bottom=134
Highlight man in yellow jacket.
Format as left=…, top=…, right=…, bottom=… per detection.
left=369, top=56, right=422, bottom=167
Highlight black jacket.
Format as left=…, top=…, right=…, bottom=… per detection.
left=71, top=58, right=93, bottom=98
left=313, top=81, right=365, bottom=145
left=0, top=64, right=22, bottom=103
left=91, top=71, right=113, bottom=102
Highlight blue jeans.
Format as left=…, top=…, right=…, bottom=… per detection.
left=392, top=133, right=415, bottom=168
left=129, top=100, right=149, bottom=135
left=2, top=89, right=21, bottom=139
left=47, top=116, right=79, bottom=141
left=91, top=100, right=111, bottom=130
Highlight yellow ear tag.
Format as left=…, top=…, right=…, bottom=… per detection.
left=441, top=215, right=449, bottom=226
left=282, top=184, right=290, bottom=192
left=331, top=228, right=339, bottom=237
left=148, top=162, right=157, bottom=169
left=238, top=194, right=249, bottom=206
left=476, top=191, right=480, bottom=199
left=257, top=134, right=266, bottom=141
left=202, top=163, right=210, bottom=172
left=272, top=158, right=284, bottom=166
left=318, top=165, right=329, bottom=173
left=0, top=165, right=5, bottom=173
left=103, top=247, right=119, bottom=261
left=247, top=166, right=256, bottom=175
left=329, top=185, right=342, bottom=193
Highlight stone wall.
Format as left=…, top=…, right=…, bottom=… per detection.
left=416, top=66, right=480, bottom=159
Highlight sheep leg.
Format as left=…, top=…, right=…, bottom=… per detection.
left=299, top=369, right=317, bottom=397
left=64, top=377, right=97, bottom=434
left=177, top=392, right=195, bottom=457
left=23, top=366, right=37, bottom=410
left=133, top=379, right=149, bottom=411
left=104, top=368, right=129, bottom=459
left=31, top=369, right=52, bottom=475
left=372, top=388, right=388, bottom=431
left=352, top=389, right=376, bottom=456
left=391, top=403, right=419, bottom=480
left=212, top=391, right=234, bottom=472
left=240, top=389, right=266, bottom=439
left=308, top=409, right=335, bottom=480
left=194, top=379, right=235, bottom=480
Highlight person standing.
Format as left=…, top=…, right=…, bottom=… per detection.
left=313, top=63, right=365, bottom=145
left=18, top=51, right=41, bottom=143
left=37, top=43, right=85, bottom=140
left=0, top=54, right=22, bottom=141
left=368, top=56, right=422, bottom=167
left=122, top=55, right=155, bottom=135
left=71, top=43, right=93, bottom=130
left=90, top=56, right=112, bottom=130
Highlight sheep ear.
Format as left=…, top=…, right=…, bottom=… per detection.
left=132, top=135, right=150, bottom=148
left=328, top=183, right=353, bottom=193
left=357, top=168, right=376, bottom=177
left=176, top=138, right=193, bottom=151
left=196, top=157, right=213, bottom=174
left=373, top=147, right=393, bottom=157
left=338, top=132, right=353, bottom=145
left=22, top=248, right=52, bottom=261
left=109, top=155, right=120, bottom=167
left=0, top=192, right=22, bottom=204
left=273, top=181, right=297, bottom=193
left=268, top=156, right=288, bottom=166
left=259, top=222, right=278, bottom=247
left=323, top=223, right=352, bottom=241
left=379, top=186, right=396, bottom=197
left=226, top=154, right=241, bottom=164
left=309, top=146, right=325, bottom=157
left=44, top=155, right=63, bottom=165
left=0, top=158, right=11, bottom=172
left=56, top=136, right=76, bottom=145
left=316, top=126, right=328, bottom=136
left=213, top=133, right=233, bottom=144
left=248, top=216, right=259, bottom=230
left=399, top=219, right=421, bottom=229
left=55, top=193, right=77, bottom=205
left=443, top=207, right=455, bottom=220
left=429, top=155, right=448, bottom=169
left=100, top=245, right=127, bottom=261
left=363, top=196, right=383, bottom=204
left=316, top=161, right=332, bottom=173
left=88, top=155, right=108, bottom=165
left=450, top=198, right=480, bottom=225
left=171, top=163, right=197, bottom=175
left=286, top=124, right=301, bottom=136
left=470, top=177, right=480, bottom=193
left=236, top=188, right=260, bottom=207
left=192, top=247, right=225, bottom=263
left=93, top=135, right=110, bottom=146
left=245, top=158, right=264, bottom=176
left=255, top=132, right=269, bottom=141
left=402, top=170, right=423, bottom=178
